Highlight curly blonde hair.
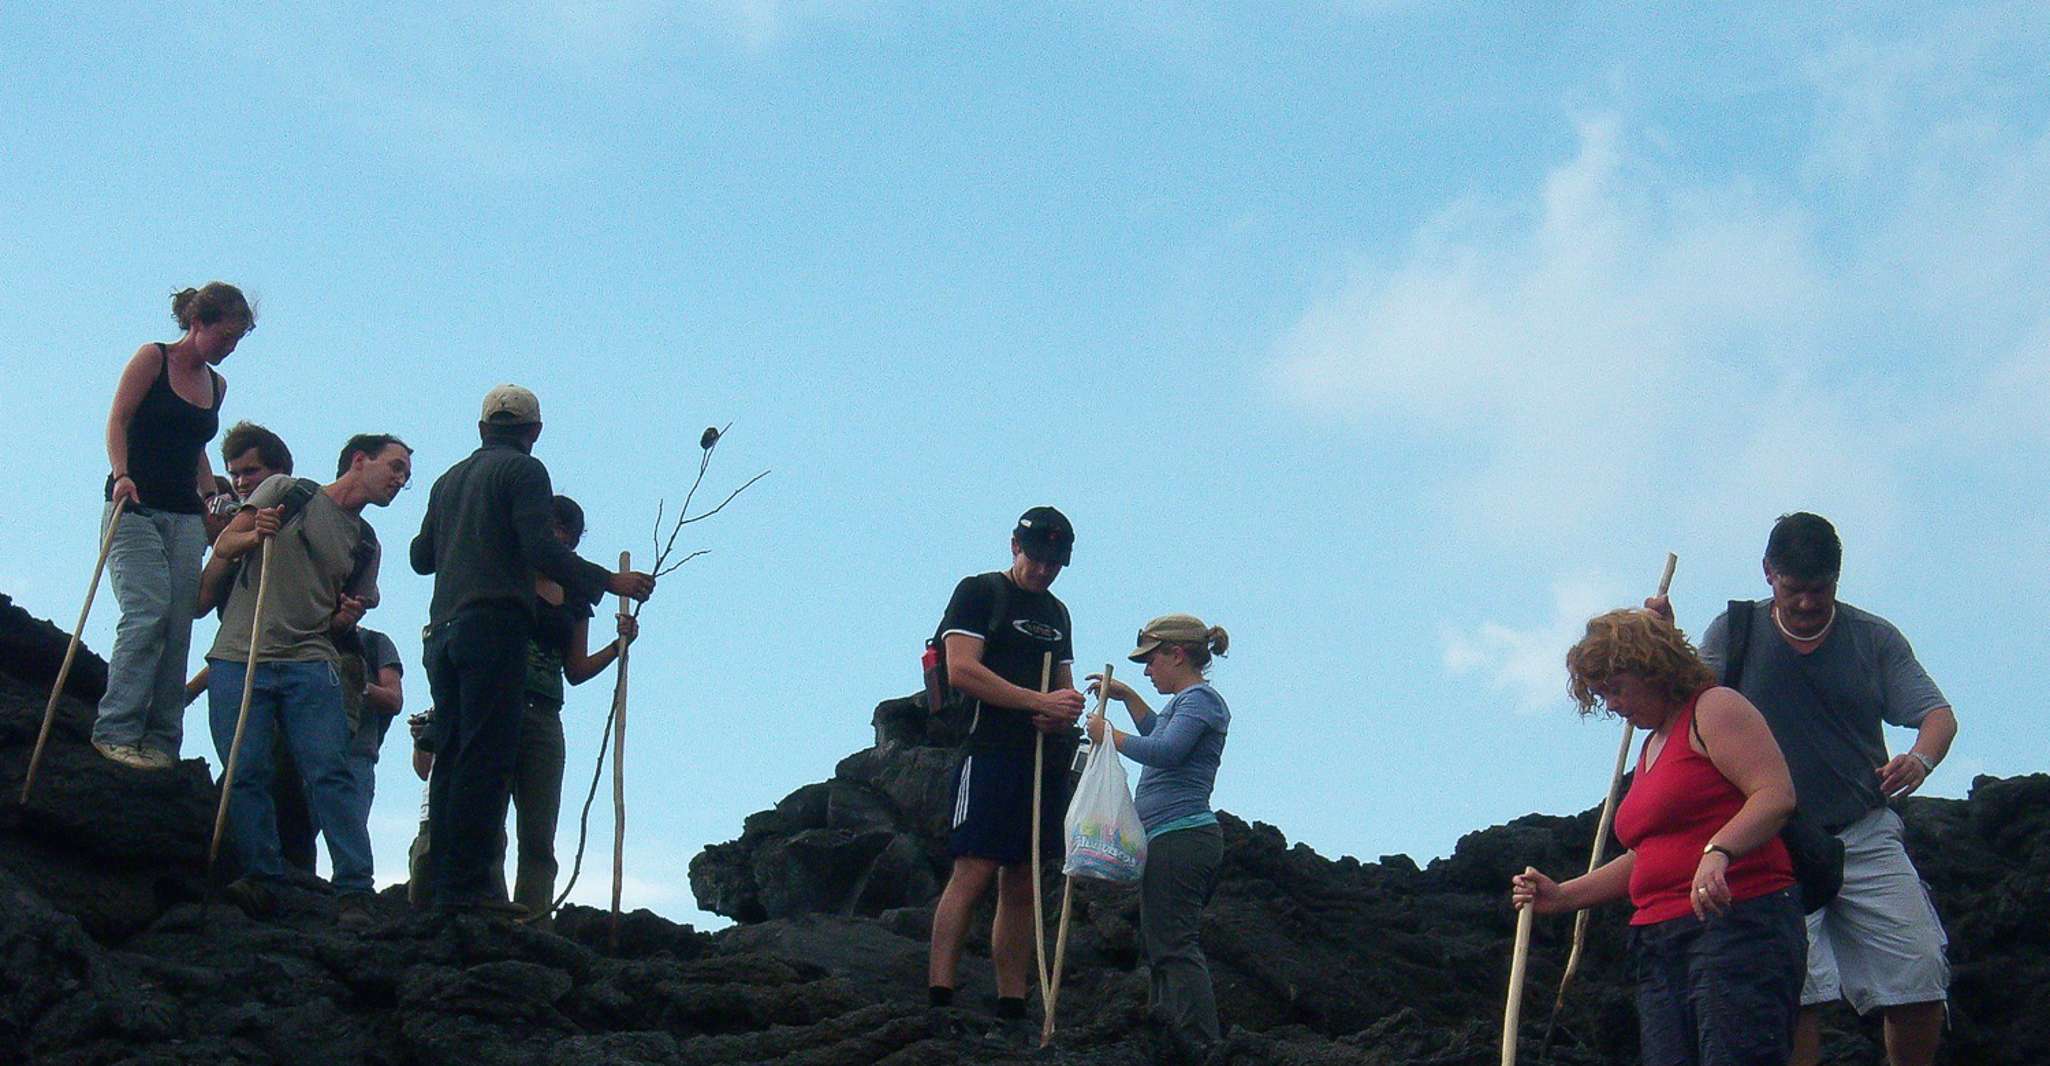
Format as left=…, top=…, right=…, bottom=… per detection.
left=1565, top=609, right=1717, bottom=715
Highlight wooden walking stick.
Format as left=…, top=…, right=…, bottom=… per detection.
left=610, top=550, right=631, bottom=951
left=1041, top=662, right=1113, bottom=1048
left=1539, top=553, right=1677, bottom=1060
left=207, top=539, right=275, bottom=878
left=20, top=501, right=126, bottom=803
left=1030, top=651, right=1055, bottom=1006
left=1502, top=865, right=1538, bottom=1066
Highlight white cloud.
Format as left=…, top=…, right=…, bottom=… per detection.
left=1276, top=92, right=2050, bottom=545
left=1275, top=8, right=2050, bottom=706
left=1443, top=577, right=1621, bottom=715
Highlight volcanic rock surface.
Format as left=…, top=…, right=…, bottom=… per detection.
left=2, top=591, right=2045, bottom=1064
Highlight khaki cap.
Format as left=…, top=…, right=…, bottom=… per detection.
left=481, top=384, right=541, bottom=425
left=1128, top=613, right=1211, bottom=662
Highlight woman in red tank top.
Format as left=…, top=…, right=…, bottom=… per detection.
left=1511, top=609, right=1805, bottom=1066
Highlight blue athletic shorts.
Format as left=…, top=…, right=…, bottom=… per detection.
left=948, top=745, right=1070, bottom=865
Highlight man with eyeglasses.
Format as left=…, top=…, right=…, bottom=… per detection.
left=198, top=432, right=412, bottom=929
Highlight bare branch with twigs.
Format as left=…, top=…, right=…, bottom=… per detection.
left=550, top=422, right=767, bottom=915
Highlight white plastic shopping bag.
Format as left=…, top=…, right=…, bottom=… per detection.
left=1061, top=725, right=1147, bottom=881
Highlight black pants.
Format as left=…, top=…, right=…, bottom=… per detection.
left=1141, top=824, right=1224, bottom=1052
left=423, top=605, right=531, bottom=907
left=1630, top=888, right=1806, bottom=1066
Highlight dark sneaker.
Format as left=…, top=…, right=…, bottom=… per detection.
left=221, top=877, right=279, bottom=919
left=927, top=1006, right=974, bottom=1041
left=336, top=892, right=376, bottom=931
left=981, top=1015, right=1037, bottom=1049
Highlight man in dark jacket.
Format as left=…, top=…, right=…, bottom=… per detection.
left=410, top=384, right=655, bottom=911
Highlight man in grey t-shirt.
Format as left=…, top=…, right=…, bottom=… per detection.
left=1653, top=513, right=1957, bottom=1066
left=200, top=434, right=412, bottom=928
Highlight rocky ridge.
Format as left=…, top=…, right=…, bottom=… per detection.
left=2, top=591, right=2046, bottom=1064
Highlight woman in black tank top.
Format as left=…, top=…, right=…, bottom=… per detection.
left=91, top=283, right=255, bottom=769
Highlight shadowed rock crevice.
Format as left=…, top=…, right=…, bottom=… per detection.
left=2, top=593, right=2045, bottom=1063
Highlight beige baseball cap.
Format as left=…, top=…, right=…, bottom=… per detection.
left=1128, top=614, right=1211, bottom=661
left=481, top=384, right=541, bottom=425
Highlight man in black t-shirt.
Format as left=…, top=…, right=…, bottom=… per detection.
left=926, top=507, right=1085, bottom=1029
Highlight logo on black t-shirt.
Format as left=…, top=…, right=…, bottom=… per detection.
left=1012, top=619, right=1062, bottom=642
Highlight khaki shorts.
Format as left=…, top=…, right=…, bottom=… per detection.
left=1803, top=807, right=1950, bottom=1015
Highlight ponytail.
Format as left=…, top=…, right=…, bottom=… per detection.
left=1175, top=624, right=1230, bottom=675
left=171, top=281, right=255, bottom=332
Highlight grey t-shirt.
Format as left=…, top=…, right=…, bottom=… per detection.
left=209, top=475, right=381, bottom=664
left=1700, top=599, right=1948, bottom=830
left=346, top=627, right=404, bottom=760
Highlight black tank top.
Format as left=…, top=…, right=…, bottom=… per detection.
left=105, top=343, right=223, bottom=514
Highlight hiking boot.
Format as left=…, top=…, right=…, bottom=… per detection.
left=336, top=892, right=376, bottom=931
left=981, top=1015, right=1037, bottom=1049
left=220, top=877, right=279, bottom=919
left=92, top=741, right=160, bottom=770
left=136, top=747, right=177, bottom=769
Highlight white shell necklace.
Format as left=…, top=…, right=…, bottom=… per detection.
left=1772, top=602, right=1835, bottom=644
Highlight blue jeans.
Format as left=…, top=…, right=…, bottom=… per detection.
left=423, top=605, right=532, bottom=907
left=94, top=503, right=206, bottom=753
left=207, top=658, right=375, bottom=894
left=347, top=749, right=377, bottom=841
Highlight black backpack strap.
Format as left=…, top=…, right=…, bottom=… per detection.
left=344, top=519, right=379, bottom=595
left=1722, top=599, right=1753, bottom=689
left=981, top=571, right=1010, bottom=644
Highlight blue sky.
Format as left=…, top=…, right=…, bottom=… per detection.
left=4, top=3, right=2046, bottom=927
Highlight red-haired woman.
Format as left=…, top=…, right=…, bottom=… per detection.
left=1511, top=608, right=1804, bottom=1065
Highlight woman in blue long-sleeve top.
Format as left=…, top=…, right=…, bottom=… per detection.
left=1086, top=613, right=1231, bottom=1058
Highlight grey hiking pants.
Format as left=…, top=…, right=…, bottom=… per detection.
left=1141, top=822, right=1223, bottom=1050
left=94, top=503, right=205, bottom=754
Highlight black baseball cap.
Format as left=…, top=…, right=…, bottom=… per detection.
left=1014, top=506, right=1075, bottom=566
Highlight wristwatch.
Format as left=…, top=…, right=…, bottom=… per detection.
left=1909, top=752, right=1938, bottom=774
left=1702, top=842, right=1735, bottom=861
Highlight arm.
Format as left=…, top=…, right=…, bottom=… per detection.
left=1104, top=705, right=1211, bottom=768
left=1511, top=852, right=1635, bottom=914
left=197, top=550, right=236, bottom=615
left=1086, top=673, right=1157, bottom=730
left=365, top=665, right=402, bottom=717
left=1875, top=625, right=1956, bottom=797
left=942, top=633, right=1081, bottom=719
left=565, top=611, right=637, bottom=685
left=331, top=541, right=380, bottom=634
left=1038, top=661, right=1081, bottom=732
left=409, top=507, right=436, bottom=575
left=1879, top=705, right=1956, bottom=798
left=197, top=505, right=280, bottom=613
left=1691, top=687, right=1798, bottom=917
left=193, top=446, right=216, bottom=504
left=103, top=346, right=159, bottom=505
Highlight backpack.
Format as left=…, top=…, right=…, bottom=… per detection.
left=1721, top=600, right=1845, bottom=914
left=921, top=572, right=1073, bottom=716
left=223, top=478, right=379, bottom=608
left=923, top=573, right=1011, bottom=714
